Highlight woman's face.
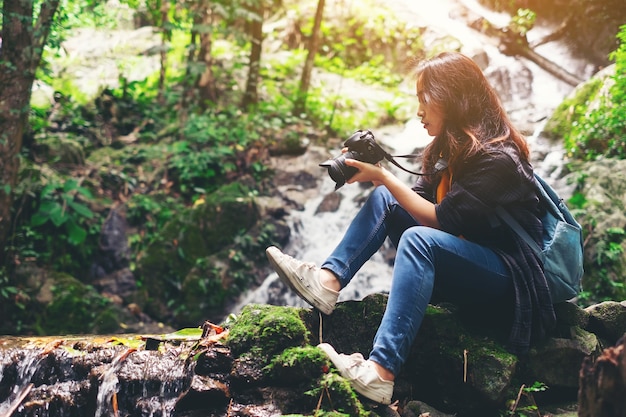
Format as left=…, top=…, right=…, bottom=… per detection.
left=416, top=86, right=445, bottom=137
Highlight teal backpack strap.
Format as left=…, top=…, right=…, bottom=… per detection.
left=495, top=205, right=542, bottom=258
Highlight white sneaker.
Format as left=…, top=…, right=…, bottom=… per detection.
left=265, top=246, right=339, bottom=315
left=317, top=343, right=394, bottom=405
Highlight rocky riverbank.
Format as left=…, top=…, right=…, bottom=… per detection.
left=1, top=296, right=625, bottom=416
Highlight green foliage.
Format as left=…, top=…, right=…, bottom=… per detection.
left=168, top=110, right=253, bottom=195
left=564, top=25, right=626, bottom=160
left=309, top=4, right=425, bottom=79
left=584, top=226, right=626, bottom=303
left=0, top=269, right=20, bottom=304
left=172, top=223, right=278, bottom=325
left=56, top=0, right=125, bottom=31
left=503, top=382, right=548, bottom=417
left=38, top=274, right=119, bottom=335
left=8, top=158, right=102, bottom=276
left=561, top=169, right=626, bottom=306
left=134, top=182, right=271, bottom=326
left=597, top=227, right=625, bottom=265
left=126, top=192, right=184, bottom=259
left=575, top=209, right=626, bottom=306
left=509, top=9, right=536, bottom=36
left=0, top=268, right=29, bottom=332
left=30, top=178, right=95, bottom=245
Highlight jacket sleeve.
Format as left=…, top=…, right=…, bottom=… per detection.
left=435, top=151, right=531, bottom=238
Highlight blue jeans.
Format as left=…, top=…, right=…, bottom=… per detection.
left=321, top=187, right=513, bottom=376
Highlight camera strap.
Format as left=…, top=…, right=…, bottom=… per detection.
left=383, top=153, right=448, bottom=176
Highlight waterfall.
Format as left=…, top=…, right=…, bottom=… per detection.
left=0, top=349, right=43, bottom=416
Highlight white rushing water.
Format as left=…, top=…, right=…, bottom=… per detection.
left=232, top=0, right=594, bottom=312
left=0, top=349, right=44, bottom=416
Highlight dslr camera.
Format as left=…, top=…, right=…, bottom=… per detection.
left=319, top=130, right=388, bottom=189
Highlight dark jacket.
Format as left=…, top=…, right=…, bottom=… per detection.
left=412, top=142, right=556, bottom=354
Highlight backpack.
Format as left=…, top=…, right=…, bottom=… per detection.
left=496, top=173, right=585, bottom=303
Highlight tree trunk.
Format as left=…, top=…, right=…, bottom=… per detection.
left=498, top=29, right=583, bottom=87
left=293, top=0, right=325, bottom=115
left=241, top=2, right=264, bottom=109
left=0, top=0, right=60, bottom=263
left=195, top=3, right=218, bottom=106
left=157, top=0, right=171, bottom=105
left=578, top=335, right=626, bottom=417
left=469, top=16, right=584, bottom=87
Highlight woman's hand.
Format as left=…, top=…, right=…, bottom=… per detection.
left=344, top=158, right=388, bottom=187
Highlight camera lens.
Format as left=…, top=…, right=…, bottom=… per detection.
left=319, top=153, right=359, bottom=190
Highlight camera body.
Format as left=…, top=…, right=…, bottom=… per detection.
left=319, top=130, right=387, bottom=189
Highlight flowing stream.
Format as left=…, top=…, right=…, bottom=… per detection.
left=232, top=0, right=595, bottom=312
left=0, top=349, right=43, bottom=416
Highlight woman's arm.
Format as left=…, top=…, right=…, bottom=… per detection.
left=345, top=159, right=440, bottom=228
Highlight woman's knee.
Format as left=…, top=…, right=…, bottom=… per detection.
left=368, top=185, right=394, bottom=203
left=400, top=226, right=442, bottom=247
left=397, top=226, right=459, bottom=258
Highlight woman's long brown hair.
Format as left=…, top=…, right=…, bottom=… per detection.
left=411, top=52, right=530, bottom=174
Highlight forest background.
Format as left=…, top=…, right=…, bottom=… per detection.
left=0, top=0, right=624, bottom=336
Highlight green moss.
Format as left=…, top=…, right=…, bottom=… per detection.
left=425, top=304, right=449, bottom=315
left=305, top=373, right=374, bottom=417
left=39, top=273, right=120, bottom=335
left=544, top=77, right=602, bottom=140
left=227, top=304, right=311, bottom=359
left=266, top=346, right=328, bottom=383
left=136, top=181, right=259, bottom=323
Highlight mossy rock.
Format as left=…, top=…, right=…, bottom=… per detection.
left=266, top=345, right=328, bottom=384
left=302, top=294, right=516, bottom=414
left=403, top=303, right=517, bottom=413
left=32, top=133, right=86, bottom=165
left=176, top=250, right=242, bottom=325
left=39, top=273, right=122, bottom=335
left=310, top=373, right=375, bottom=417
left=586, top=301, right=626, bottom=344
left=227, top=304, right=311, bottom=360
left=228, top=305, right=382, bottom=416
left=543, top=76, right=603, bottom=140
left=301, top=293, right=388, bottom=356
left=567, top=160, right=626, bottom=304
left=527, top=327, right=600, bottom=388
left=136, top=182, right=259, bottom=321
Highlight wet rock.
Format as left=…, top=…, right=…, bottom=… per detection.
left=195, top=345, right=233, bottom=375
left=403, top=400, right=456, bottom=417
left=585, top=301, right=626, bottom=345
left=230, top=355, right=266, bottom=387
left=92, top=267, right=136, bottom=300
left=94, top=208, right=132, bottom=276
left=175, top=374, right=230, bottom=412
left=315, top=191, right=343, bottom=214
left=528, top=328, right=600, bottom=388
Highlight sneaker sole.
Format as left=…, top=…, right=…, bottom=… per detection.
left=318, top=343, right=392, bottom=405
left=266, top=247, right=334, bottom=315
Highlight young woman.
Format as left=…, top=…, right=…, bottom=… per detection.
left=266, top=51, right=556, bottom=405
